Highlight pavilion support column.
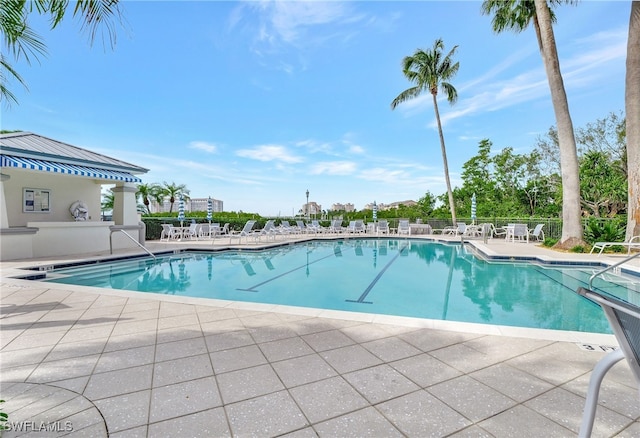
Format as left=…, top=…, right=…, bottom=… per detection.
left=111, top=183, right=139, bottom=226
left=0, top=174, right=10, bottom=228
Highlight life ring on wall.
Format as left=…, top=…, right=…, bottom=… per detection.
left=69, top=200, right=89, bottom=221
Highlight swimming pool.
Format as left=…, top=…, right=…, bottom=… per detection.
left=42, top=239, right=636, bottom=334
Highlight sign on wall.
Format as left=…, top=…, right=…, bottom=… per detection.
left=23, top=188, right=51, bottom=213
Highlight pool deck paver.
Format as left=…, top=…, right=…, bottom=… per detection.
left=1, top=234, right=639, bottom=437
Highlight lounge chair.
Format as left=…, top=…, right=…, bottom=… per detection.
left=576, top=287, right=640, bottom=437
left=296, top=220, right=311, bottom=234
left=528, top=224, right=545, bottom=242
left=253, top=219, right=277, bottom=241
left=397, top=219, right=410, bottom=235
left=354, top=220, right=365, bottom=233
left=329, top=219, right=344, bottom=234
left=229, top=220, right=257, bottom=244
left=377, top=220, right=390, bottom=235
left=309, top=220, right=325, bottom=233
left=276, top=221, right=294, bottom=235
left=590, top=235, right=640, bottom=256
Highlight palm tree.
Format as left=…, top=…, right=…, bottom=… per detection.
left=1, top=0, right=123, bottom=106
left=161, top=181, right=190, bottom=213
left=136, top=183, right=163, bottom=215
left=391, top=39, right=460, bottom=225
left=626, top=1, right=640, bottom=239
left=482, top=0, right=584, bottom=249
left=101, top=190, right=114, bottom=220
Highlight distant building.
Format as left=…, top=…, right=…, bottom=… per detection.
left=303, top=201, right=322, bottom=217
left=385, top=200, right=417, bottom=210
left=149, top=197, right=223, bottom=213
left=189, top=197, right=223, bottom=213
left=330, top=202, right=355, bottom=212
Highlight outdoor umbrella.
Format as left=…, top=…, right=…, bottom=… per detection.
left=372, top=200, right=377, bottom=222
left=207, top=197, right=213, bottom=223
left=178, top=196, right=185, bottom=227
left=471, top=193, right=477, bottom=225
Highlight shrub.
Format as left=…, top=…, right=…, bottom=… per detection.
left=570, top=245, right=586, bottom=253
left=542, top=238, right=558, bottom=247
left=583, top=218, right=625, bottom=244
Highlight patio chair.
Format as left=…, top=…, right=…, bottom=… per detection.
left=590, top=235, right=640, bottom=256
left=185, top=223, right=202, bottom=240
left=229, top=220, right=257, bottom=244
left=528, top=224, right=545, bottom=242
left=488, top=223, right=507, bottom=238
left=506, top=223, right=529, bottom=243
left=208, top=223, right=229, bottom=244
left=397, top=219, right=410, bottom=236
left=576, top=287, right=640, bottom=437
left=160, top=224, right=179, bottom=241
left=354, top=220, right=365, bottom=233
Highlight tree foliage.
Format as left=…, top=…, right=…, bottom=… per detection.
left=1, top=0, right=124, bottom=106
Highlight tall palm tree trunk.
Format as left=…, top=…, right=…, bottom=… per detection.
left=626, top=1, right=640, bottom=239
left=432, top=93, right=457, bottom=225
left=534, top=0, right=584, bottom=248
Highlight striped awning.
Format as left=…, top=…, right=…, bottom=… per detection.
left=1, top=155, right=142, bottom=183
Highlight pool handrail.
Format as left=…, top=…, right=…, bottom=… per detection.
left=589, top=251, right=640, bottom=290
left=110, top=227, right=156, bottom=260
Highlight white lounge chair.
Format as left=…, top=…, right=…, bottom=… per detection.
left=377, top=220, right=390, bottom=235
left=590, top=235, right=640, bottom=256
left=397, top=219, right=410, bottom=235
left=252, top=220, right=277, bottom=241
left=576, top=287, right=640, bottom=437
left=329, top=219, right=344, bottom=234
left=276, top=221, right=294, bottom=235
left=229, top=220, right=257, bottom=244
left=296, top=220, right=311, bottom=234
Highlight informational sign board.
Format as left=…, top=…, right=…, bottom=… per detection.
left=23, top=188, right=51, bottom=213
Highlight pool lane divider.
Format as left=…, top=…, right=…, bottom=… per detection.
left=345, top=242, right=410, bottom=305
left=236, top=252, right=337, bottom=292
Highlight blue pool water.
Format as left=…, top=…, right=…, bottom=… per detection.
left=43, top=239, right=637, bottom=334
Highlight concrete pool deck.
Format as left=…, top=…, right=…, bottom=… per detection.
left=1, top=234, right=639, bottom=437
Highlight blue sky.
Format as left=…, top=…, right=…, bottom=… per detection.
left=2, top=1, right=630, bottom=217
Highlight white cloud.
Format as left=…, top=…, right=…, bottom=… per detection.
left=236, top=144, right=304, bottom=163
left=189, top=141, right=218, bottom=154
left=309, top=161, right=356, bottom=175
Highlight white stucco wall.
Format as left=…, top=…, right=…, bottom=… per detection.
left=3, top=168, right=102, bottom=226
